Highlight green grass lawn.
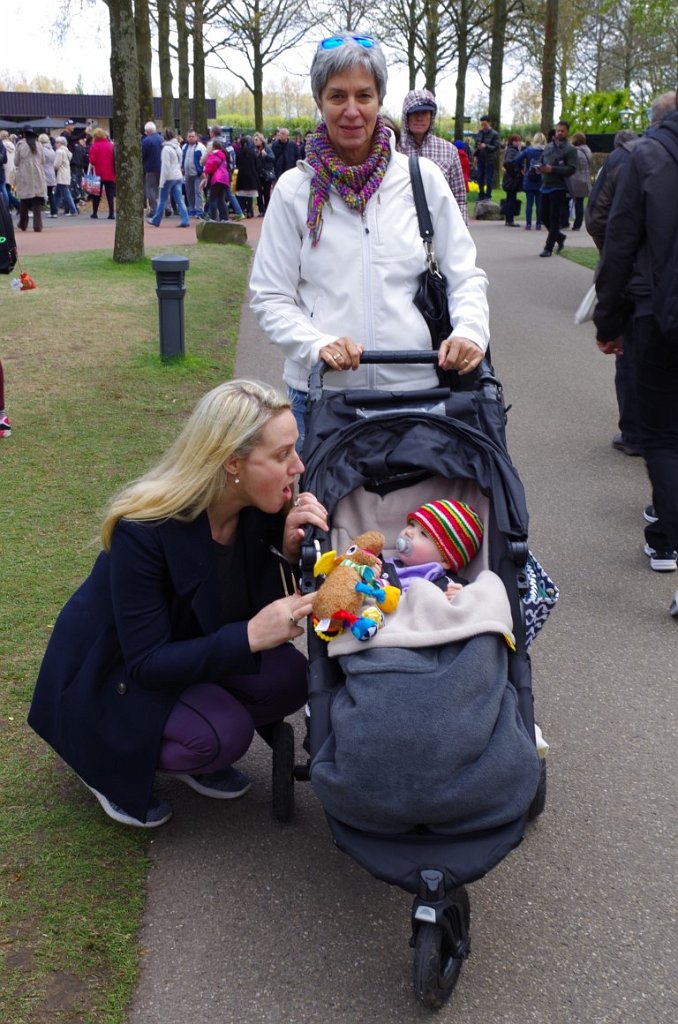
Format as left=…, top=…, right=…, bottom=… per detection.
left=561, top=246, right=599, bottom=271
left=0, top=243, right=251, bottom=1023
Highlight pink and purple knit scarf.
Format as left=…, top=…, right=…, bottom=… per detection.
left=305, top=116, right=391, bottom=247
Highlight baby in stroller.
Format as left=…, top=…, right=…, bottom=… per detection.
left=387, top=498, right=484, bottom=601
left=310, top=476, right=542, bottom=836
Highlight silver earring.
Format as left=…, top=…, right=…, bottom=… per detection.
left=234, top=476, right=240, bottom=484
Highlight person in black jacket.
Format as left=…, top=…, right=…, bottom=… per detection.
left=28, top=380, right=329, bottom=827
left=585, top=129, right=641, bottom=457
left=474, top=115, right=500, bottom=199
left=253, top=131, right=275, bottom=215
left=501, top=133, right=524, bottom=226
left=537, top=120, right=577, bottom=257
left=272, top=127, right=301, bottom=180
left=593, top=90, right=678, bottom=612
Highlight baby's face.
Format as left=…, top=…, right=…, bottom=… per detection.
left=396, top=520, right=446, bottom=567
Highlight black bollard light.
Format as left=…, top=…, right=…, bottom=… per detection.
left=151, top=255, right=190, bottom=361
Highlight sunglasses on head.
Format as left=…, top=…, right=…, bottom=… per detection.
left=319, top=34, right=376, bottom=50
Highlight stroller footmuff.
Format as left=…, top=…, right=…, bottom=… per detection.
left=295, top=355, right=551, bottom=1010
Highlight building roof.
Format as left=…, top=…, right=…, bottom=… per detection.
left=0, top=92, right=216, bottom=122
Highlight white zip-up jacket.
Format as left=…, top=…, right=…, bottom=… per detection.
left=249, top=139, right=489, bottom=393
left=159, top=138, right=183, bottom=188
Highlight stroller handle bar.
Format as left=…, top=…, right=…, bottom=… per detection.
left=308, top=351, right=496, bottom=395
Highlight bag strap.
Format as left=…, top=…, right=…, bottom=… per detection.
left=408, top=153, right=440, bottom=274
left=408, top=153, right=433, bottom=242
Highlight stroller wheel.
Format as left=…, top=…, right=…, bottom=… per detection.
left=412, top=888, right=470, bottom=1010
left=528, top=759, right=547, bottom=821
left=271, top=721, right=295, bottom=823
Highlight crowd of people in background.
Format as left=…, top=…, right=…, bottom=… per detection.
left=2, top=113, right=599, bottom=238
left=0, top=121, right=316, bottom=230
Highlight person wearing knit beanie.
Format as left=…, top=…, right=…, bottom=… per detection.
left=397, top=499, right=484, bottom=573
left=384, top=499, right=484, bottom=603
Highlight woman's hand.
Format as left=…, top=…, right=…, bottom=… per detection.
left=247, top=594, right=316, bottom=652
left=438, top=336, right=484, bottom=376
left=319, top=336, right=363, bottom=372
left=282, top=491, right=329, bottom=562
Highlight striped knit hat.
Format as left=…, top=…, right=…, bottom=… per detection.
left=407, top=499, right=484, bottom=572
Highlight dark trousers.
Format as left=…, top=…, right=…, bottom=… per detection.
left=504, top=189, right=520, bottom=223
left=525, top=189, right=542, bottom=227
left=144, top=170, right=159, bottom=215
left=158, top=645, right=307, bottom=773
left=257, top=178, right=272, bottom=214
left=631, top=315, right=678, bottom=553
left=18, top=197, right=43, bottom=232
left=92, top=180, right=116, bottom=217
left=476, top=158, right=494, bottom=198
left=208, top=181, right=230, bottom=221
left=614, top=322, right=641, bottom=446
left=572, top=196, right=585, bottom=230
left=540, top=190, right=567, bottom=253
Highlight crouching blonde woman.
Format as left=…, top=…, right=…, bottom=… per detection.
left=28, top=381, right=328, bottom=828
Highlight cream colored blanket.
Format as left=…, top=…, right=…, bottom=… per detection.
left=328, top=570, right=514, bottom=657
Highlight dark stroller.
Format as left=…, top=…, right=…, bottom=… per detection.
left=271, top=353, right=547, bottom=1010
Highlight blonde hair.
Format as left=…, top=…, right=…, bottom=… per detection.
left=101, top=380, right=291, bottom=550
left=92, top=127, right=108, bottom=141
left=532, top=131, right=547, bottom=146
left=38, top=133, right=51, bottom=145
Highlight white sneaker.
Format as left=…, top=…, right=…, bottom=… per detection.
left=643, top=543, right=677, bottom=572
left=80, top=778, right=172, bottom=827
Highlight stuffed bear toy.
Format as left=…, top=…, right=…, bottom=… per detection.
left=312, top=531, right=400, bottom=641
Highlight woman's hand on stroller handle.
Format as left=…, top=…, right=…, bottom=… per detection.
left=438, top=336, right=484, bottom=375
left=319, top=337, right=364, bottom=372
left=283, top=491, right=329, bottom=562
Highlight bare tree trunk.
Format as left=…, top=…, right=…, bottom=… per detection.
left=105, top=0, right=144, bottom=262
left=408, top=2, right=417, bottom=89
left=176, top=0, right=190, bottom=135
left=454, top=18, right=469, bottom=140
left=135, top=0, right=153, bottom=129
left=423, top=0, right=439, bottom=92
left=252, top=21, right=264, bottom=132
left=488, top=0, right=507, bottom=128
left=192, top=0, right=206, bottom=133
left=541, top=0, right=559, bottom=133
left=157, top=0, right=174, bottom=128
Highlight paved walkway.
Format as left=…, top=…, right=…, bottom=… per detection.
left=21, top=212, right=675, bottom=1023
left=123, top=217, right=674, bottom=1024
left=13, top=210, right=263, bottom=257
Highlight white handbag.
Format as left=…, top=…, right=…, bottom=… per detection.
left=574, top=282, right=597, bottom=324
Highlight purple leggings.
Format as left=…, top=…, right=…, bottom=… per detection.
left=158, top=645, right=307, bottom=774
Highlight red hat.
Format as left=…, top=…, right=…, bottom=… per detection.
left=407, top=500, right=484, bottom=572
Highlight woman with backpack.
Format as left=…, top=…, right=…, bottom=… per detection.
left=521, top=131, right=546, bottom=231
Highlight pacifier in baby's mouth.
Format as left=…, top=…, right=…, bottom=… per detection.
left=396, top=535, right=412, bottom=556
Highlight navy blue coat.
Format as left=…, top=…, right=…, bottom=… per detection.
left=141, top=131, right=162, bottom=174
left=28, top=509, right=295, bottom=820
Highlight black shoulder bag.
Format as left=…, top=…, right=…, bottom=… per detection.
left=408, top=153, right=454, bottom=386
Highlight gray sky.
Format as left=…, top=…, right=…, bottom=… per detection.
left=3, top=2, right=500, bottom=122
